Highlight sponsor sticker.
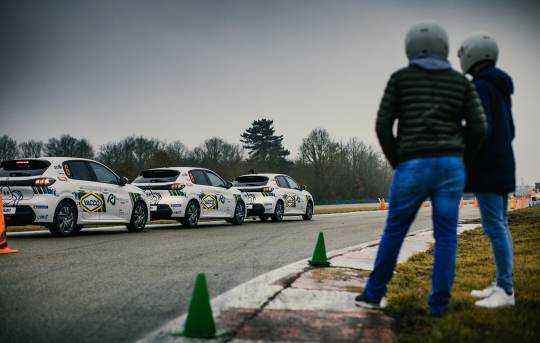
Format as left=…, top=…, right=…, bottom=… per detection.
left=201, top=194, right=218, bottom=210
left=79, top=192, right=105, bottom=214
left=1, top=187, right=23, bottom=206
left=246, top=204, right=253, bottom=210
left=150, top=205, right=157, bottom=212
left=3, top=207, right=16, bottom=215
left=107, top=193, right=116, bottom=205
left=171, top=204, right=182, bottom=208
left=34, top=205, right=49, bottom=209
left=57, top=176, right=68, bottom=181
left=285, top=194, right=296, bottom=208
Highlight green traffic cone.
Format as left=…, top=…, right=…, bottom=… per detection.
left=175, top=273, right=218, bottom=338
left=308, top=232, right=331, bottom=267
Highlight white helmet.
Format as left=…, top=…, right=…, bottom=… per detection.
left=405, top=21, right=449, bottom=60
left=458, top=33, right=499, bottom=74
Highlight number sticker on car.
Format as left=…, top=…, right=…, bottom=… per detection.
left=3, top=207, right=16, bottom=215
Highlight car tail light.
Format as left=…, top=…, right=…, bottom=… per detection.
left=263, top=187, right=274, bottom=192
left=171, top=183, right=185, bottom=190
left=35, top=177, right=56, bottom=186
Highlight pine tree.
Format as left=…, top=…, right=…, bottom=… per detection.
left=240, top=119, right=290, bottom=170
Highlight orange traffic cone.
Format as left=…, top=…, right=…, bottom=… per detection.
left=510, top=196, right=517, bottom=209
left=460, top=197, right=464, bottom=208
left=0, top=193, right=18, bottom=254
left=473, top=198, right=479, bottom=208
left=379, top=198, right=387, bottom=210
left=519, top=196, right=525, bottom=209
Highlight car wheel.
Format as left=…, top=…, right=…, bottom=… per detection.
left=230, top=201, right=245, bottom=225
left=302, top=201, right=314, bottom=220
left=181, top=200, right=200, bottom=228
left=271, top=201, right=284, bottom=222
left=127, top=202, right=147, bottom=232
left=49, top=201, right=78, bottom=237
left=259, top=215, right=269, bottom=222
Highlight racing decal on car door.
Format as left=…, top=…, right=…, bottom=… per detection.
left=200, top=193, right=218, bottom=210
left=106, top=193, right=116, bottom=206
left=78, top=192, right=106, bottom=214
left=283, top=194, right=296, bottom=208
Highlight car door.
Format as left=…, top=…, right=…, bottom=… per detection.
left=189, top=169, right=217, bottom=218
left=87, top=161, right=130, bottom=222
left=204, top=170, right=234, bottom=217
left=285, top=176, right=305, bottom=214
left=275, top=175, right=296, bottom=215
left=63, top=160, right=102, bottom=223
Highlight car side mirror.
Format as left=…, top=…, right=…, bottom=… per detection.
left=119, top=176, right=129, bottom=186
left=225, top=181, right=233, bottom=189
left=300, top=184, right=307, bottom=191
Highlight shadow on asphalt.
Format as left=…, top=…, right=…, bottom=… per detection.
left=8, top=217, right=309, bottom=239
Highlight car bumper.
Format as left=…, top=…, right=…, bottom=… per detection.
left=150, top=204, right=174, bottom=220
left=247, top=203, right=267, bottom=216
left=3, top=205, right=38, bottom=226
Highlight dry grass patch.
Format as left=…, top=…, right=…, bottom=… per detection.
left=386, top=206, right=540, bottom=343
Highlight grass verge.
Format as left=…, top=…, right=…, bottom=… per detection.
left=386, top=206, right=540, bottom=343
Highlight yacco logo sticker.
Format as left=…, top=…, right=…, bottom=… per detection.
left=202, top=194, right=218, bottom=210
left=286, top=194, right=296, bottom=208
left=80, top=192, right=105, bottom=214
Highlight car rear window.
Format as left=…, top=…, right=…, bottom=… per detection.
left=133, top=169, right=180, bottom=183
left=0, top=160, right=51, bottom=177
left=233, top=175, right=269, bottom=186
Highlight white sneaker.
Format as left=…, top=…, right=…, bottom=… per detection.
left=474, top=286, right=515, bottom=308
left=471, top=282, right=496, bottom=298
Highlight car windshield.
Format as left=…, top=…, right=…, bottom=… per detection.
left=133, top=169, right=179, bottom=183
left=0, top=159, right=51, bottom=177
left=233, top=175, right=269, bottom=186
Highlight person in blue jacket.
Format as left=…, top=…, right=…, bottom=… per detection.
left=458, top=33, right=516, bottom=308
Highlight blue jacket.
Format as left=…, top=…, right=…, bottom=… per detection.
left=465, top=65, right=516, bottom=194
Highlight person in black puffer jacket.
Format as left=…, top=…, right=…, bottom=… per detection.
left=458, top=33, right=516, bottom=309
left=355, top=21, right=487, bottom=316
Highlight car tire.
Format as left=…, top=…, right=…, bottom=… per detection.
left=49, top=201, right=78, bottom=237
left=271, top=201, right=284, bottom=222
left=181, top=200, right=200, bottom=228
left=259, top=215, right=269, bottom=222
left=127, top=201, right=147, bottom=232
left=230, top=201, right=245, bottom=225
left=302, top=201, right=314, bottom=220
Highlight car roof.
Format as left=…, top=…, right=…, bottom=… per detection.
left=9, top=157, right=95, bottom=164
left=142, top=167, right=214, bottom=173
left=236, top=173, right=282, bottom=179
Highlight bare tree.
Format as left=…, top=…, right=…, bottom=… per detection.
left=45, top=135, right=94, bottom=158
left=0, top=135, right=18, bottom=161
left=19, top=140, right=44, bottom=158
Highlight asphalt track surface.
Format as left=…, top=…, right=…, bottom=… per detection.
left=1, top=208, right=480, bottom=343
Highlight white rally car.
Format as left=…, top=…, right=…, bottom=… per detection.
left=131, top=167, right=246, bottom=227
left=233, top=173, right=314, bottom=222
left=0, top=158, right=149, bottom=236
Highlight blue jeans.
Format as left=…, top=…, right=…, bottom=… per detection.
left=364, top=157, right=465, bottom=314
left=476, top=192, right=513, bottom=293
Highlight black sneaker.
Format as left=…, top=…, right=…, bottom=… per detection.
left=355, top=293, right=387, bottom=309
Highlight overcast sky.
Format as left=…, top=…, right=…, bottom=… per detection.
left=1, top=0, right=539, bottom=183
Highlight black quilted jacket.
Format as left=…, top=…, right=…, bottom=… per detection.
left=376, top=66, right=487, bottom=168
